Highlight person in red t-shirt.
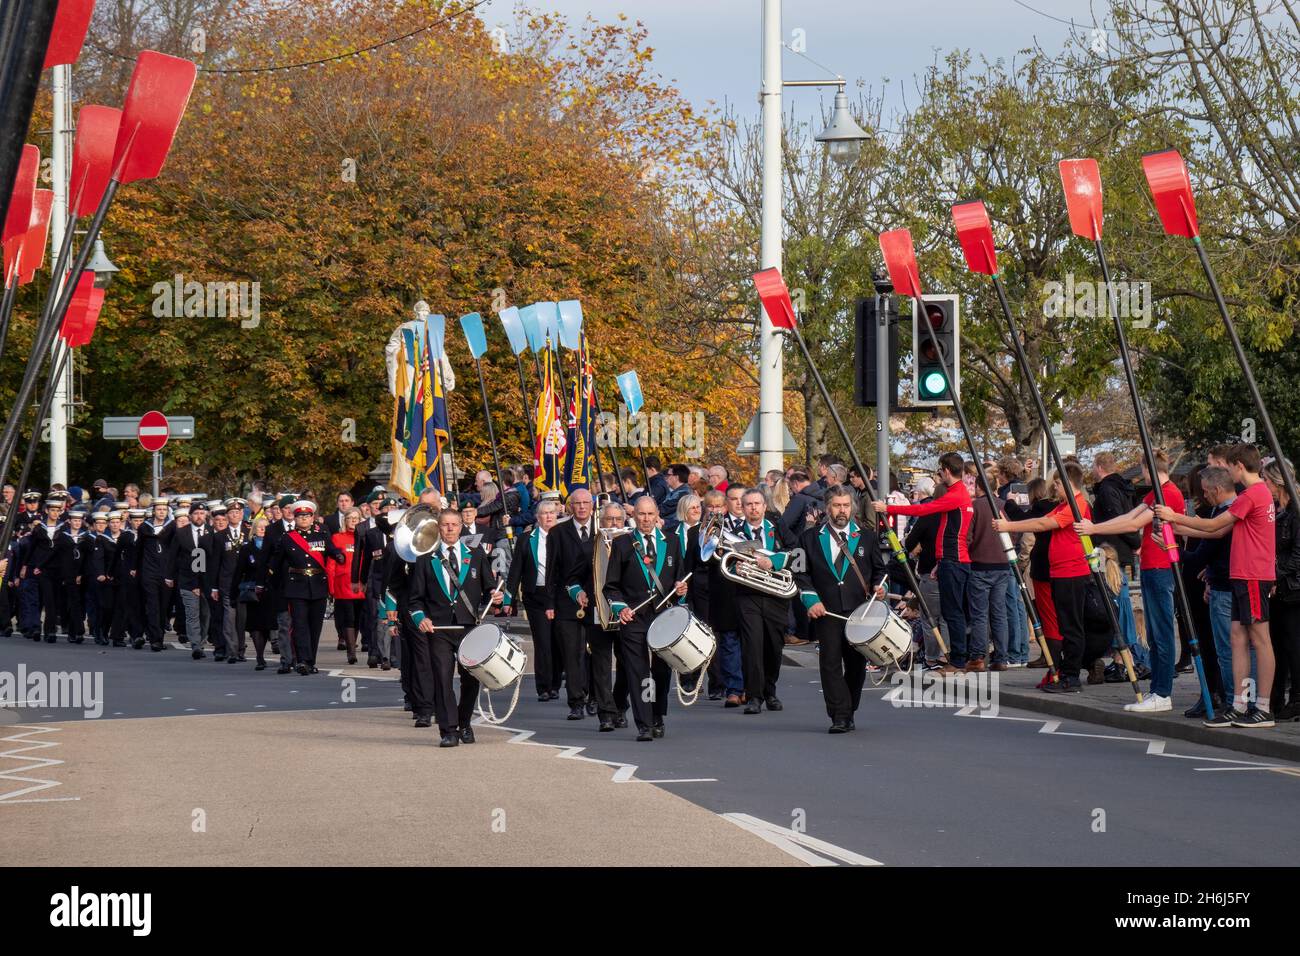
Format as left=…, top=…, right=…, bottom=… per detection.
left=874, top=451, right=974, bottom=672
left=995, top=461, right=1091, bottom=693
left=1076, top=449, right=1182, bottom=714
left=1156, top=443, right=1276, bottom=728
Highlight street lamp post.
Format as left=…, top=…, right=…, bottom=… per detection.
left=758, top=0, right=870, bottom=476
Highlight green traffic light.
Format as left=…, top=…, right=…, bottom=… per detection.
left=920, top=369, right=948, bottom=397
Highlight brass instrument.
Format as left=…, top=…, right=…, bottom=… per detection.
left=592, top=526, right=633, bottom=630
left=716, top=534, right=798, bottom=599
left=391, top=504, right=439, bottom=562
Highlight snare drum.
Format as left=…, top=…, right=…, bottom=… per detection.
left=844, top=601, right=913, bottom=667
left=647, top=605, right=716, bottom=674
left=457, top=623, right=527, bottom=690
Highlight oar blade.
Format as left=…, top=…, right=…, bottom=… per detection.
left=112, top=51, right=197, bottom=184
left=951, top=200, right=998, bottom=275
left=751, top=267, right=797, bottom=329
left=878, top=229, right=922, bottom=298
left=1059, top=158, right=1103, bottom=241
left=1142, top=148, right=1199, bottom=238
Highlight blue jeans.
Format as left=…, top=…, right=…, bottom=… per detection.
left=718, top=629, right=743, bottom=695
left=937, top=560, right=972, bottom=665
left=968, top=568, right=1010, bottom=663
left=1005, top=575, right=1028, bottom=663
left=1117, top=577, right=1148, bottom=668
left=1141, top=567, right=1176, bottom=697
left=1207, top=588, right=1256, bottom=696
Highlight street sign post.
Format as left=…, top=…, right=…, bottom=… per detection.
left=102, top=413, right=195, bottom=497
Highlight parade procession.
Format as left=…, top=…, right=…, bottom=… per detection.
left=4, top=0, right=1300, bottom=912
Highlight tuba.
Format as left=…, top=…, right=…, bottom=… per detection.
left=592, top=526, right=633, bottom=630
left=717, top=535, right=798, bottom=598
left=391, top=504, right=440, bottom=562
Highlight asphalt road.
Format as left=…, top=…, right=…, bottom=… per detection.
left=4, top=632, right=1299, bottom=865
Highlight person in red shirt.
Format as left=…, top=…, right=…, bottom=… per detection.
left=1077, top=449, right=1182, bottom=714
left=875, top=451, right=974, bottom=672
left=1156, top=443, right=1276, bottom=728
left=995, top=461, right=1091, bottom=693
left=327, top=508, right=366, bottom=665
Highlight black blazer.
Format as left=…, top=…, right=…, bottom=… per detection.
left=173, top=524, right=216, bottom=590
left=548, top=515, right=599, bottom=622
left=504, top=526, right=555, bottom=610
left=408, top=540, right=499, bottom=630
left=602, top=527, right=686, bottom=626
left=793, top=521, right=887, bottom=616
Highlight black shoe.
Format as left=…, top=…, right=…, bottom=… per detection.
left=744, top=698, right=762, bottom=714
left=310, top=665, right=319, bottom=674
left=380, top=658, right=391, bottom=671
left=237, top=655, right=248, bottom=662
left=414, top=716, right=432, bottom=728
left=192, top=649, right=204, bottom=660
left=538, top=694, right=550, bottom=703
left=708, top=690, right=724, bottom=701
left=567, top=706, right=584, bottom=720
left=337, top=641, right=346, bottom=651
left=598, top=720, right=615, bottom=732
left=460, top=726, right=475, bottom=744
left=1231, top=707, right=1275, bottom=728
left=403, top=701, right=413, bottom=712
left=1184, top=697, right=1208, bottom=719
left=846, top=718, right=856, bottom=731
left=150, top=643, right=164, bottom=652
left=651, top=722, right=665, bottom=739
left=1204, top=708, right=1246, bottom=728
left=227, top=656, right=240, bottom=664
left=213, top=653, right=226, bottom=662
left=765, top=696, right=783, bottom=711
left=585, top=699, right=597, bottom=716
left=132, top=640, right=145, bottom=649
left=255, top=662, right=266, bottom=671
left=43, top=636, right=56, bottom=643
left=112, top=640, right=125, bottom=647
left=613, top=715, right=628, bottom=729
left=368, top=657, right=379, bottom=668
left=1103, top=662, right=1126, bottom=683
left=296, top=663, right=310, bottom=675
left=829, top=720, right=850, bottom=734
left=347, top=655, right=357, bottom=665
left=1175, top=658, right=1194, bottom=674
left=548, top=690, right=560, bottom=700
left=1042, top=678, right=1081, bottom=694
left=439, top=733, right=460, bottom=748
left=636, top=728, right=653, bottom=742
left=277, top=665, right=292, bottom=674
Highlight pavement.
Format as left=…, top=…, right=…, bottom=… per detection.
left=4, top=624, right=1300, bottom=866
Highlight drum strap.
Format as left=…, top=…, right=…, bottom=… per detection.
left=632, top=536, right=667, bottom=601
left=830, top=527, right=873, bottom=600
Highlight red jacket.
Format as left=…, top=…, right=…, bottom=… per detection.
left=327, top=531, right=364, bottom=599
left=887, top=479, right=973, bottom=562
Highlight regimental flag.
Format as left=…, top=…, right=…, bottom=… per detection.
left=390, top=325, right=418, bottom=502
left=564, top=335, right=597, bottom=490
left=422, top=323, right=451, bottom=496
left=534, top=339, right=567, bottom=494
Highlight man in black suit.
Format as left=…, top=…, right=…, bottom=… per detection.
left=794, top=484, right=888, bottom=733
left=686, top=490, right=737, bottom=701
left=504, top=498, right=561, bottom=701
left=323, top=492, right=353, bottom=537
left=408, top=509, right=504, bottom=747
left=174, top=501, right=215, bottom=659
left=602, top=495, right=689, bottom=741
left=549, top=488, right=598, bottom=720
left=205, top=503, right=244, bottom=662
left=733, top=488, right=794, bottom=714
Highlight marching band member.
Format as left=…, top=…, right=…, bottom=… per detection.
left=269, top=500, right=345, bottom=675
left=734, top=488, right=793, bottom=714
left=408, top=508, right=504, bottom=747
left=504, top=498, right=561, bottom=702
left=602, top=495, right=689, bottom=741
left=589, top=501, right=631, bottom=729
left=687, top=490, right=739, bottom=702
left=551, top=488, right=598, bottom=720
left=794, top=485, right=887, bottom=734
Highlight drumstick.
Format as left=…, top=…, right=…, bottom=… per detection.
left=625, top=572, right=693, bottom=618
left=653, top=572, right=692, bottom=611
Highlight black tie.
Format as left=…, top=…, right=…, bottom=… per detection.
left=644, top=537, right=656, bottom=564
left=580, top=524, right=589, bottom=544
left=447, top=546, right=459, bottom=586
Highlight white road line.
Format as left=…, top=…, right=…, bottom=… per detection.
left=496, top=726, right=718, bottom=785
left=0, top=725, right=79, bottom=803
left=720, top=813, right=882, bottom=866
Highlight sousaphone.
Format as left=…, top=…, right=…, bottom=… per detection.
left=392, top=504, right=439, bottom=562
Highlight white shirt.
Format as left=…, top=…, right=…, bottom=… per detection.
left=436, top=542, right=458, bottom=593
left=535, top=529, right=549, bottom=586
left=827, top=523, right=853, bottom=564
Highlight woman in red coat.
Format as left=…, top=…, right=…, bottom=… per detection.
left=328, top=508, right=366, bottom=664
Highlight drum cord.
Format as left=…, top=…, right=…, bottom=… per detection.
left=870, top=645, right=915, bottom=687
left=674, top=648, right=716, bottom=708
left=475, top=677, right=522, bottom=726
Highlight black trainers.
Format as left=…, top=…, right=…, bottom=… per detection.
left=1204, top=708, right=1245, bottom=728
left=1231, top=708, right=1275, bottom=728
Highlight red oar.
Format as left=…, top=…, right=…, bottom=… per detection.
left=877, top=228, right=1055, bottom=681
left=0, top=188, right=53, bottom=367
left=2, top=144, right=38, bottom=246
left=1141, top=148, right=1300, bottom=515
left=752, top=265, right=949, bottom=661
left=0, top=52, right=195, bottom=557
left=42, top=0, right=96, bottom=68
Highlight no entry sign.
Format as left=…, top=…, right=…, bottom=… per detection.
left=137, top=410, right=169, bottom=452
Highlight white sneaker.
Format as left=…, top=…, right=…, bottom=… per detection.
left=1124, top=693, right=1172, bottom=713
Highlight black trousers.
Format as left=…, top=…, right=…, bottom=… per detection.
left=738, top=591, right=787, bottom=701
left=812, top=616, right=867, bottom=721
left=431, top=634, right=479, bottom=734
left=111, top=583, right=140, bottom=642
left=208, top=593, right=226, bottom=654
left=397, top=616, right=418, bottom=703
left=289, top=597, right=327, bottom=665
left=618, top=622, right=670, bottom=730
left=1050, top=576, right=1089, bottom=680
left=588, top=627, right=620, bottom=719
left=524, top=602, right=557, bottom=696
left=142, top=578, right=169, bottom=645
left=407, top=629, right=440, bottom=719
left=61, top=580, right=84, bottom=638
left=37, top=573, right=60, bottom=635
left=554, top=618, right=591, bottom=706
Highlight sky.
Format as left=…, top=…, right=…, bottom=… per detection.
left=493, top=0, right=1111, bottom=124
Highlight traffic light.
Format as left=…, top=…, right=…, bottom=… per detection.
left=912, top=294, right=959, bottom=405
left=854, top=295, right=899, bottom=409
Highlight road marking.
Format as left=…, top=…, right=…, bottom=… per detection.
left=720, top=813, right=881, bottom=866
left=225, top=693, right=236, bottom=697
left=496, top=727, right=718, bottom=785
left=0, top=725, right=79, bottom=803
left=160, top=697, right=172, bottom=701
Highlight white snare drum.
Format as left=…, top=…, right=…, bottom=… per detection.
left=458, top=623, right=527, bottom=690
left=844, top=601, right=912, bottom=667
left=647, top=605, right=716, bottom=674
